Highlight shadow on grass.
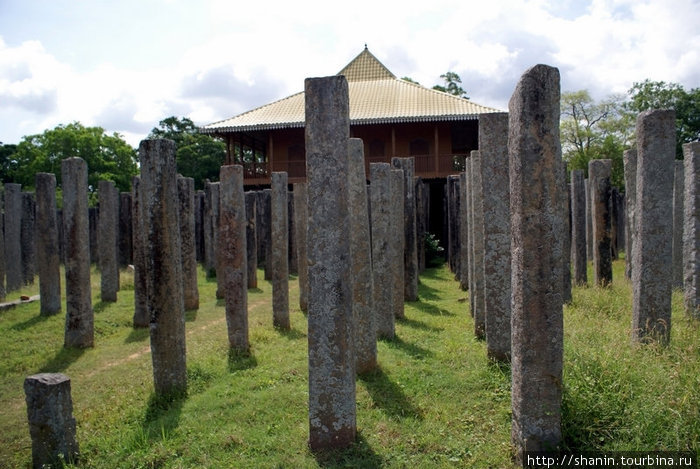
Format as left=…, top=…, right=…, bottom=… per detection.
left=277, top=326, right=306, bottom=340
left=141, top=391, right=185, bottom=442
left=358, top=366, right=424, bottom=421
left=93, top=300, right=114, bottom=314
left=411, top=299, right=454, bottom=317
left=396, top=316, right=443, bottom=333
left=125, top=326, right=149, bottom=343
left=228, top=348, right=258, bottom=373
left=312, top=432, right=384, bottom=468
left=380, top=335, right=433, bottom=360
left=10, top=313, right=52, bottom=331
left=416, top=281, right=442, bottom=300
left=247, top=287, right=263, bottom=294
left=185, top=309, right=197, bottom=322
left=39, top=346, right=86, bottom=373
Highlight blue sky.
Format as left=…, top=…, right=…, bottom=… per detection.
left=1, top=0, right=698, bottom=147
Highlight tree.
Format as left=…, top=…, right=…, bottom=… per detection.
left=432, top=72, right=469, bottom=99
left=626, top=80, right=700, bottom=158
left=7, top=122, right=138, bottom=194
left=0, top=143, right=18, bottom=184
left=149, top=116, right=225, bottom=189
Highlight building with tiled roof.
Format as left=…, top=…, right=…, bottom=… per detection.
left=202, top=46, right=502, bottom=186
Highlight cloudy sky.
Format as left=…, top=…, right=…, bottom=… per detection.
left=1, top=0, right=698, bottom=147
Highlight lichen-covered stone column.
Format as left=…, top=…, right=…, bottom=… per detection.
left=458, top=172, right=469, bottom=291
left=131, top=176, right=148, bottom=328
left=683, top=142, right=700, bottom=318
left=62, top=157, right=94, bottom=348
left=305, top=75, right=355, bottom=450
left=446, top=175, right=459, bottom=274
left=98, top=180, right=119, bottom=302
left=262, top=189, right=272, bottom=282
left=271, top=171, right=290, bottom=329
left=370, top=163, right=395, bottom=338
left=562, top=164, right=572, bottom=303
left=390, top=156, right=418, bottom=301
left=21, top=192, right=36, bottom=286
left=293, top=183, right=309, bottom=312
left=589, top=159, right=613, bottom=286
left=178, top=176, right=199, bottom=311
left=4, top=183, right=22, bottom=292
left=35, top=173, right=61, bottom=315
left=585, top=178, right=592, bottom=262
left=244, top=191, right=258, bottom=289
left=140, top=139, right=187, bottom=397
left=672, top=160, right=684, bottom=289
left=349, top=138, right=376, bottom=374
left=479, top=112, right=511, bottom=361
left=632, top=110, right=675, bottom=345
left=119, top=192, right=133, bottom=267
left=571, top=169, right=588, bottom=285
left=470, top=150, right=486, bottom=339
left=624, top=149, right=637, bottom=280
left=415, top=177, right=426, bottom=274
left=390, top=169, right=405, bottom=320
left=465, top=158, right=474, bottom=316
left=288, top=190, right=298, bottom=276
left=219, top=165, right=249, bottom=351
left=0, top=207, right=5, bottom=301
left=24, top=373, right=79, bottom=467
left=509, top=65, right=564, bottom=461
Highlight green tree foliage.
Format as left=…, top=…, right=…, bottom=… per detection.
left=432, top=72, right=469, bottom=99
left=3, top=122, right=137, bottom=193
left=0, top=143, right=18, bottom=185
left=149, top=116, right=225, bottom=189
left=625, top=80, right=700, bottom=158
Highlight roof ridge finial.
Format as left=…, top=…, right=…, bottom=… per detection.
left=364, top=43, right=368, bottom=50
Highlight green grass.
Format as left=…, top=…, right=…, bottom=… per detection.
left=0, top=258, right=698, bottom=468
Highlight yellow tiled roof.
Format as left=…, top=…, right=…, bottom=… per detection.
left=202, top=47, right=502, bottom=133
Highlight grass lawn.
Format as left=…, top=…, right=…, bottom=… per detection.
left=0, top=258, right=698, bottom=468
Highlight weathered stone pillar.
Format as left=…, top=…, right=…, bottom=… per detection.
left=219, top=165, right=249, bottom=351
left=571, top=169, right=588, bottom=285
left=452, top=177, right=462, bottom=281
left=391, top=156, right=418, bottom=301
left=470, top=150, right=486, bottom=339
left=178, top=176, right=199, bottom=311
left=585, top=178, right=592, bottom=262
left=21, top=192, right=36, bottom=286
left=465, top=158, right=474, bottom=315
left=589, top=159, right=613, bottom=286
left=349, top=138, right=376, bottom=374
left=479, top=112, right=511, bottom=361
left=683, top=142, right=700, bottom=317
left=244, top=191, right=258, bottom=289
left=140, top=139, right=187, bottom=396
left=390, top=169, right=405, bottom=320
left=204, top=181, right=218, bottom=278
left=509, top=65, right=564, bottom=461
left=611, top=187, right=620, bottom=260
left=415, top=177, right=426, bottom=274
left=132, top=176, right=148, bottom=328
left=672, top=160, right=684, bottom=289
left=293, top=183, right=309, bottom=312
left=0, top=211, right=5, bottom=301
left=632, top=110, right=675, bottom=344
left=4, top=183, right=22, bottom=292
left=370, top=163, right=395, bottom=338
left=288, top=190, right=298, bottom=276
left=195, top=190, right=205, bottom=263
left=211, top=182, right=223, bottom=300
left=35, top=173, right=61, bottom=315
left=262, top=188, right=273, bottom=281
left=271, top=172, right=290, bottom=329
left=119, top=192, right=133, bottom=267
left=624, top=149, right=637, bottom=280
left=447, top=175, right=459, bottom=274
left=24, top=373, right=79, bottom=467
left=88, top=207, right=98, bottom=265
left=459, top=172, right=469, bottom=291
left=98, top=180, right=119, bottom=302
left=57, top=209, right=65, bottom=265
left=305, top=75, right=356, bottom=450
left=562, top=164, right=573, bottom=304
left=62, top=157, right=94, bottom=348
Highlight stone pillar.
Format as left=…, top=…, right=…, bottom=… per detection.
left=446, top=175, right=458, bottom=273
left=244, top=192, right=258, bottom=289
left=271, top=172, right=290, bottom=329
left=349, top=138, right=376, bottom=374
left=293, top=183, right=309, bottom=312
left=204, top=181, right=218, bottom=278
left=509, top=65, right=564, bottom=461
left=4, top=183, right=22, bottom=292
left=571, top=169, right=588, bottom=285
left=589, top=159, right=613, bottom=286
left=211, top=182, right=223, bottom=300
left=178, top=176, right=199, bottom=311
left=305, top=76, right=355, bottom=450
left=585, top=178, right=592, bottom=262
left=35, top=173, right=61, bottom=315
left=219, top=165, right=249, bottom=351
left=415, top=177, right=426, bottom=274
left=562, top=165, right=573, bottom=304
left=57, top=210, right=65, bottom=265
left=452, top=177, right=462, bottom=281
left=465, top=158, right=474, bottom=316
left=24, top=373, right=79, bottom=467
left=288, top=190, right=298, bottom=276
left=632, top=110, right=675, bottom=345
left=88, top=207, right=98, bottom=265
left=470, top=150, right=486, bottom=339
left=262, top=189, right=273, bottom=281
left=370, top=163, right=395, bottom=338
left=479, top=112, right=511, bottom=361
left=672, top=160, right=684, bottom=289
left=98, top=180, right=119, bottom=302
left=390, top=169, right=405, bottom=320
left=391, top=156, right=418, bottom=302
left=132, top=176, right=148, bottom=328
left=140, top=139, right=187, bottom=397
left=611, top=187, right=619, bottom=260
left=683, top=142, right=700, bottom=317
left=624, top=149, right=637, bottom=280
left=62, top=157, right=94, bottom=348
left=0, top=210, right=5, bottom=301
left=459, top=172, right=469, bottom=291
left=119, top=192, right=133, bottom=267
left=195, top=190, right=205, bottom=263
left=21, top=192, right=36, bottom=286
